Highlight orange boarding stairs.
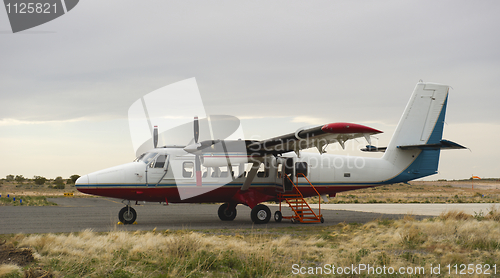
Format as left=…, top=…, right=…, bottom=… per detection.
left=276, top=173, right=324, bottom=223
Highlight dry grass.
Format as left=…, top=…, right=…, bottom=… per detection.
left=15, top=229, right=296, bottom=277
left=439, top=210, right=472, bottom=221
left=0, top=209, right=498, bottom=277
left=0, top=264, right=21, bottom=277
left=0, top=180, right=85, bottom=198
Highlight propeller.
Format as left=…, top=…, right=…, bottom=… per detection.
left=153, top=126, right=158, bottom=148
left=194, top=117, right=199, bottom=144
left=193, top=117, right=202, bottom=186
left=184, top=116, right=235, bottom=186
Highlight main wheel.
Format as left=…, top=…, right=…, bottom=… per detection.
left=118, top=206, right=137, bottom=224
left=251, top=204, right=271, bottom=224
left=218, top=203, right=237, bottom=221
left=274, top=211, right=282, bottom=222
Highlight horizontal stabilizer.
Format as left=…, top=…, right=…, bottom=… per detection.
left=360, top=145, right=387, bottom=152
left=361, top=140, right=466, bottom=153
left=397, top=139, right=467, bottom=150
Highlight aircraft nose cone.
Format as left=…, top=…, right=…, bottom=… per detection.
left=75, top=175, right=89, bottom=186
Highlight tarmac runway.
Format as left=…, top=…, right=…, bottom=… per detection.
left=0, top=198, right=493, bottom=234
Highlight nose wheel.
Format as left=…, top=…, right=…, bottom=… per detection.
left=119, top=206, right=137, bottom=224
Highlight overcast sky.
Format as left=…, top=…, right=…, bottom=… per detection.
left=1, top=0, right=499, bottom=180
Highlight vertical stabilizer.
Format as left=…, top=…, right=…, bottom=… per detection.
left=382, top=82, right=449, bottom=181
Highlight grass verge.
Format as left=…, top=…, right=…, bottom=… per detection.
left=0, top=196, right=57, bottom=207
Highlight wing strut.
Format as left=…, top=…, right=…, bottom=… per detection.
left=221, top=140, right=235, bottom=181
left=240, top=161, right=261, bottom=191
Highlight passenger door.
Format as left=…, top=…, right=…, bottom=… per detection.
left=275, top=157, right=294, bottom=192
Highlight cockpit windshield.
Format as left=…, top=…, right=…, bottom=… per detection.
left=134, top=152, right=158, bottom=164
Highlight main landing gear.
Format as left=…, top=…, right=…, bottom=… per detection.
left=217, top=203, right=272, bottom=224
left=218, top=203, right=237, bottom=221
left=251, top=204, right=271, bottom=224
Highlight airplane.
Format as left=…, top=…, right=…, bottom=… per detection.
left=75, top=81, right=466, bottom=225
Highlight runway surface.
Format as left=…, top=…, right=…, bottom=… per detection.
left=307, top=203, right=497, bottom=216
left=1, top=198, right=494, bottom=234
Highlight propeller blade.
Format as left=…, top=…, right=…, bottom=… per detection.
left=194, top=116, right=201, bottom=186
left=153, top=125, right=158, bottom=148
left=195, top=154, right=202, bottom=186
left=194, top=116, right=199, bottom=143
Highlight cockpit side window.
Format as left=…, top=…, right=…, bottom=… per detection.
left=134, top=152, right=158, bottom=164
left=151, top=155, right=167, bottom=168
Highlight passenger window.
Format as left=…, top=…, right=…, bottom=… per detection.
left=183, top=162, right=194, bottom=178
left=256, top=163, right=269, bottom=178
left=201, top=165, right=208, bottom=178
left=219, top=166, right=229, bottom=178
left=295, top=162, right=308, bottom=176
left=234, top=163, right=248, bottom=179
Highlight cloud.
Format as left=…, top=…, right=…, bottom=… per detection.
left=0, top=117, right=88, bottom=126
left=291, top=116, right=325, bottom=125
left=1, top=1, right=499, bottom=124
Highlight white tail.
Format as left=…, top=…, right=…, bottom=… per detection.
left=382, top=82, right=449, bottom=181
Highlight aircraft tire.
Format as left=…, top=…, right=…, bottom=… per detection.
left=274, top=211, right=282, bottom=222
left=251, top=204, right=271, bottom=224
left=119, top=206, right=137, bottom=224
left=218, top=203, right=237, bottom=221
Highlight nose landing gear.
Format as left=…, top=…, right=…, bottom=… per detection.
left=119, top=200, right=137, bottom=224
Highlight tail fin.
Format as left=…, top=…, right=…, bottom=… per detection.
left=382, top=81, right=450, bottom=181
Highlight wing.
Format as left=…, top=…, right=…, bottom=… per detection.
left=184, top=122, right=382, bottom=158
left=246, top=122, right=382, bottom=156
